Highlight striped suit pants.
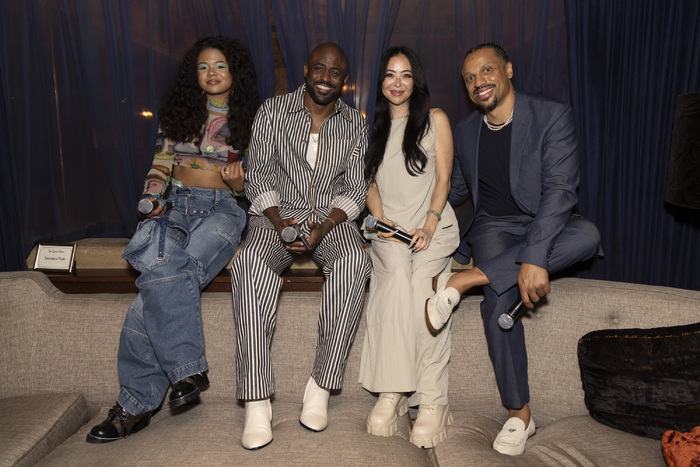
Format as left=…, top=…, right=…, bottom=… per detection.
left=230, top=222, right=371, bottom=400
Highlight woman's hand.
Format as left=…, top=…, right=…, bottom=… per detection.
left=221, top=161, right=244, bottom=193
left=376, top=219, right=404, bottom=243
left=407, top=226, right=435, bottom=251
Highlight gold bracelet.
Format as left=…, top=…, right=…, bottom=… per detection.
left=324, top=217, right=337, bottom=228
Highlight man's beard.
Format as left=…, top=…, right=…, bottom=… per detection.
left=478, top=94, right=498, bottom=113
left=307, top=81, right=342, bottom=106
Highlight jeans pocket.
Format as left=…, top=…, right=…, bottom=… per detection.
left=188, top=212, right=244, bottom=273
left=123, top=218, right=185, bottom=272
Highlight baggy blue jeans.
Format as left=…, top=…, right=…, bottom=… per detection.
left=117, top=187, right=245, bottom=415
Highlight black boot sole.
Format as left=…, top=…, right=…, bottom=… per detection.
left=168, top=387, right=201, bottom=408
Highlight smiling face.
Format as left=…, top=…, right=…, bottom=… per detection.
left=303, top=44, right=348, bottom=107
left=381, top=54, right=414, bottom=115
left=461, top=47, right=514, bottom=113
left=197, top=48, right=233, bottom=101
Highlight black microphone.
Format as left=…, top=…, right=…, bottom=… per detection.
left=365, top=215, right=414, bottom=245
left=498, top=298, right=526, bottom=330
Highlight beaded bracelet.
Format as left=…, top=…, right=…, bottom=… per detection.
left=427, top=209, right=442, bottom=222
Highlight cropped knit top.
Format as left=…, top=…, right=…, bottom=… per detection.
left=143, top=100, right=242, bottom=197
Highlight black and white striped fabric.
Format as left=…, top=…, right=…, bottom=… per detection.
left=245, top=84, right=369, bottom=232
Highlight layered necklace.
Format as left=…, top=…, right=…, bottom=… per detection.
left=484, top=107, right=514, bottom=131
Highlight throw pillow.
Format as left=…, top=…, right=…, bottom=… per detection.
left=577, top=321, right=700, bottom=439
left=662, top=427, right=700, bottom=467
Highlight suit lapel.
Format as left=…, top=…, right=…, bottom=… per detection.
left=467, top=112, right=482, bottom=208
left=510, top=94, right=532, bottom=198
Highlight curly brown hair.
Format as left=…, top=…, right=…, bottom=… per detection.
left=158, top=36, right=259, bottom=151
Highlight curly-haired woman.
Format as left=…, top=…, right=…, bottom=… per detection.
left=87, top=36, right=259, bottom=444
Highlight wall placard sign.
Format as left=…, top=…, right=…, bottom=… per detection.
left=33, top=244, right=76, bottom=273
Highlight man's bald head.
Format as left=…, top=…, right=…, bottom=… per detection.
left=307, top=42, right=349, bottom=77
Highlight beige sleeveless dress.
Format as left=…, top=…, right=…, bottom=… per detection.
left=359, top=113, right=459, bottom=405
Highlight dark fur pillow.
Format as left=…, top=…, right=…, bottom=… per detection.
left=578, top=322, right=700, bottom=439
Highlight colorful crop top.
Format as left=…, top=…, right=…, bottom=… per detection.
left=143, top=100, right=242, bottom=197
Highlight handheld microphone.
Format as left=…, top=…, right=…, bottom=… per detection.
left=281, top=225, right=312, bottom=251
left=365, top=215, right=414, bottom=245
left=137, top=198, right=159, bottom=216
left=498, top=298, right=526, bottom=330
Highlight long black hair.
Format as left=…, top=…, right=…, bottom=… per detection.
left=158, top=36, right=259, bottom=150
left=365, top=46, right=431, bottom=181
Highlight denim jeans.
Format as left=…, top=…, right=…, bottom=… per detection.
left=117, top=187, right=245, bottom=415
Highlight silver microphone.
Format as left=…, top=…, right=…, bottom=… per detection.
left=137, top=198, right=158, bottom=216
left=498, top=299, right=526, bottom=330
left=281, top=225, right=311, bottom=250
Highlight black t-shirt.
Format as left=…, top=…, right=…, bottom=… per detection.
left=477, top=120, right=523, bottom=216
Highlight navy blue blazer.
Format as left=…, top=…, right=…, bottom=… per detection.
left=449, top=92, right=580, bottom=268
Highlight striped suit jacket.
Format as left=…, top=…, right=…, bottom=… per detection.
left=245, top=84, right=369, bottom=233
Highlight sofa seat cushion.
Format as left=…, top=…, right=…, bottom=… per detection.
left=432, top=412, right=666, bottom=466
left=0, top=393, right=88, bottom=467
left=38, top=400, right=429, bottom=466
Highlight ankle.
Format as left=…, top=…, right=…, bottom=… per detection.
left=507, top=405, right=531, bottom=425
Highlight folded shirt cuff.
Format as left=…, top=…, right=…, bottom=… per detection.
left=251, top=190, right=280, bottom=216
left=332, top=196, right=361, bottom=222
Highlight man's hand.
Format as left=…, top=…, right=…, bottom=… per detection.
left=278, top=218, right=309, bottom=254
left=518, top=263, right=550, bottom=309
left=305, top=218, right=334, bottom=251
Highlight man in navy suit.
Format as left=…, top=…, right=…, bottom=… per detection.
left=425, top=43, right=601, bottom=456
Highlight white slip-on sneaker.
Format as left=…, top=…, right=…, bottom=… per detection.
left=493, top=417, right=536, bottom=455
left=425, top=273, right=460, bottom=333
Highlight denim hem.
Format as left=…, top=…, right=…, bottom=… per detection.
left=167, top=358, right=208, bottom=384
left=117, top=387, right=150, bottom=416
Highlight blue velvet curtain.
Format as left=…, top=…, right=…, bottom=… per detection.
left=1, top=0, right=699, bottom=291
left=565, top=0, right=700, bottom=289
left=270, top=0, right=400, bottom=127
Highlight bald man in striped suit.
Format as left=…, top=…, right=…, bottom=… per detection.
left=231, top=43, right=371, bottom=450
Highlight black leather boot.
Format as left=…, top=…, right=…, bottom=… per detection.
left=168, top=372, right=210, bottom=408
left=86, top=402, right=152, bottom=443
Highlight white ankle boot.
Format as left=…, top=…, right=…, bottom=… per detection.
left=367, top=393, right=409, bottom=436
left=410, top=404, right=453, bottom=448
left=242, top=399, right=273, bottom=450
left=299, top=377, right=330, bottom=432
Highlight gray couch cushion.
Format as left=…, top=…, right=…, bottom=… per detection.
left=0, top=393, right=88, bottom=467
left=433, top=411, right=666, bottom=466
left=38, top=401, right=428, bottom=466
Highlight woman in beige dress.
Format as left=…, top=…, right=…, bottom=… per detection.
left=359, top=46, right=459, bottom=448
